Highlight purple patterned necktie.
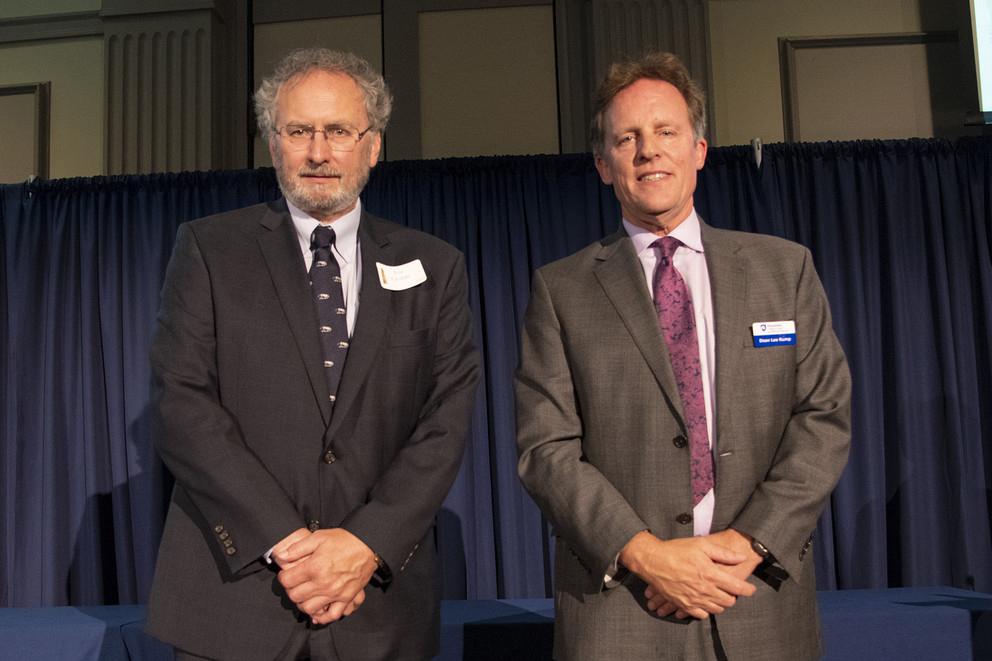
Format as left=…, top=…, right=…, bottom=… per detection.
left=652, top=236, right=714, bottom=506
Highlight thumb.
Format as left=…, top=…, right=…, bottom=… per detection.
left=276, top=534, right=319, bottom=563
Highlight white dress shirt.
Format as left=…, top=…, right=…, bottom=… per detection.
left=287, top=198, right=362, bottom=337
left=624, top=209, right=716, bottom=537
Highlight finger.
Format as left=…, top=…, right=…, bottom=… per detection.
left=699, top=585, right=737, bottom=609
left=342, top=591, right=365, bottom=617
left=311, top=601, right=345, bottom=625
left=701, top=542, right=749, bottom=566
left=284, top=581, right=320, bottom=605
left=711, top=570, right=756, bottom=598
left=278, top=567, right=309, bottom=590
left=272, top=528, right=310, bottom=554
left=276, top=534, right=321, bottom=564
left=646, top=595, right=670, bottom=610
left=644, top=586, right=655, bottom=599
left=682, top=607, right=709, bottom=619
left=299, top=595, right=332, bottom=617
left=276, top=555, right=305, bottom=571
left=326, top=600, right=349, bottom=622
left=656, top=602, right=677, bottom=618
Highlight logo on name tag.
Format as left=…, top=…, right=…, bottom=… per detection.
left=751, top=320, right=796, bottom=347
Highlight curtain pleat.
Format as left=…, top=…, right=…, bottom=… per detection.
left=2, top=139, right=990, bottom=607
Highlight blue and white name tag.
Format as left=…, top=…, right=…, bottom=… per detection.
left=751, top=320, right=796, bottom=347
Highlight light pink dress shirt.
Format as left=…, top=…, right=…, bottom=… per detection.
left=624, top=210, right=716, bottom=537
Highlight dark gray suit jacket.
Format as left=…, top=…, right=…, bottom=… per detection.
left=516, top=221, right=851, bottom=660
left=147, top=200, right=479, bottom=661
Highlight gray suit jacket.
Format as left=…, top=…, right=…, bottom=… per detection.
left=516, top=221, right=851, bottom=661
left=146, top=200, right=479, bottom=661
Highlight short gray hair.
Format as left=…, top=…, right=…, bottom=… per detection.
left=254, top=48, right=393, bottom=137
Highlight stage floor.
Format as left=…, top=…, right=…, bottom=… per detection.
left=1, top=587, right=989, bottom=660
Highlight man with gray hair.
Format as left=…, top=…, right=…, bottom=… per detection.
left=516, top=51, right=851, bottom=659
left=147, top=48, right=479, bottom=661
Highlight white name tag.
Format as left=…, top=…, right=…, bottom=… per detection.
left=751, top=320, right=796, bottom=347
left=376, top=259, right=427, bottom=291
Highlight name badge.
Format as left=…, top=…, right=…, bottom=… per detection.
left=377, top=259, right=427, bottom=291
left=751, top=320, right=796, bottom=347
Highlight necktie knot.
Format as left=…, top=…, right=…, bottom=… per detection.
left=651, top=236, right=682, bottom=263
left=311, top=226, right=336, bottom=252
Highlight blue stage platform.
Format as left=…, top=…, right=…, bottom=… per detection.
left=1, top=587, right=989, bottom=660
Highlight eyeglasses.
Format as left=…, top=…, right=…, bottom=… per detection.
left=275, top=124, right=373, bottom=152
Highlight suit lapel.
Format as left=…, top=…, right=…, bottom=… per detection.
left=701, top=222, right=748, bottom=528
left=325, top=212, right=392, bottom=441
left=593, top=229, right=686, bottom=425
left=257, top=202, right=332, bottom=425
left=701, top=222, right=747, bottom=456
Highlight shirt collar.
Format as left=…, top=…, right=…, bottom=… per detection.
left=623, top=209, right=704, bottom=256
left=288, top=198, right=362, bottom=264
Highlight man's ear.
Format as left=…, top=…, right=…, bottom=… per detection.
left=694, top=137, right=708, bottom=171
left=268, top=133, right=278, bottom=164
left=368, top=132, right=382, bottom=168
left=594, top=154, right=614, bottom=185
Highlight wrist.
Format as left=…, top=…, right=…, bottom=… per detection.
left=618, top=530, right=653, bottom=574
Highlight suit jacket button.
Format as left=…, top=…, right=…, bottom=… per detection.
left=323, top=450, right=336, bottom=464
left=676, top=513, right=693, bottom=525
left=672, top=435, right=688, bottom=449
left=308, top=520, right=320, bottom=532
left=219, top=531, right=229, bottom=540
left=225, top=546, right=237, bottom=555
left=214, top=525, right=224, bottom=533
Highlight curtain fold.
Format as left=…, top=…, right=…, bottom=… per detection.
left=2, top=138, right=990, bottom=607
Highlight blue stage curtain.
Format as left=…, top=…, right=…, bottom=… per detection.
left=1, top=138, right=990, bottom=608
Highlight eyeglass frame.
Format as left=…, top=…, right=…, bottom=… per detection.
left=274, top=123, right=374, bottom=152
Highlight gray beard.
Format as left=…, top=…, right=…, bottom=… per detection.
left=273, top=152, right=370, bottom=218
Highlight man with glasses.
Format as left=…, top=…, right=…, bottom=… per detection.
left=147, top=49, right=479, bottom=661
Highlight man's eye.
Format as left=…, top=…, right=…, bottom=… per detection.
left=617, top=135, right=635, bottom=146
left=328, top=127, right=351, bottom=138
left=287, top=126, right=311, bottom=137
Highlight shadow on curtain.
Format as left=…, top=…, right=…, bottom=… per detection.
left=1, top=138, right=990, bottom=607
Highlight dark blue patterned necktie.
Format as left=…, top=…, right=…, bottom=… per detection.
left=652, top=236, right=714, bottom=505
left=310, top=226, right=350, bottom=406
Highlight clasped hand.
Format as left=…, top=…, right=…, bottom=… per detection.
left=619, top=529, right=762, bottom=620
left=272, top=527, right=379, bottom=625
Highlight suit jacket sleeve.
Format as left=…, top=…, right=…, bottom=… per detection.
left=151, top=222, right=302, bottom=574
left=340, top=252, right=480, bottom=573
left=729, top=247, right=852, bottom=582
left=516, top=268, right=649, bottom=586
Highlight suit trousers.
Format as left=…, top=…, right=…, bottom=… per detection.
left=175, top=626, right=340, bottom=661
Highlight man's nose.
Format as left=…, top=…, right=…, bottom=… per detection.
left=306, top=130, right=332, bottom=163
left=636, top=134, right=662, bottom=161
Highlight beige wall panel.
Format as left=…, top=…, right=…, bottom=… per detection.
left=0, top=92, right=37, bottom=183
left=0, top=0, right=99, bottom=20
left=0, top=37, right=103, bottom=178
left=419, top=6, right=559, bottom=159
left=253, top=15, right=382, bottom=167
left=793, top=43, right=935, bottom=141
left=707, top=0, right=954, bottom=145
